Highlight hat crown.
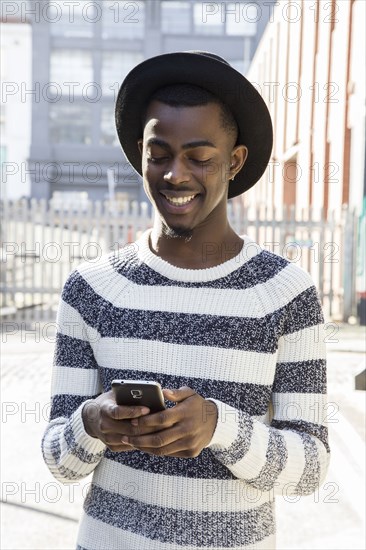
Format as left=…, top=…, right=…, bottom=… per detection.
left=182, top=50, right=230, bottom=66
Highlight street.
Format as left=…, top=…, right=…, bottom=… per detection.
left=1, top=323, right=365, bottom=550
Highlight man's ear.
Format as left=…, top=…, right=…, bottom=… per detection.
left=230, top=145, right=248, bottom=179
left=137, top=139, right=143, bottom=156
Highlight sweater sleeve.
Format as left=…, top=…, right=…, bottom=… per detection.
left=206, top=270, right=330, bottom=497
left=41, top=270, right=106, bottom=483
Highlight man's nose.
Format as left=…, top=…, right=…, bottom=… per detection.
left=163, top=158, right=190, bottom=185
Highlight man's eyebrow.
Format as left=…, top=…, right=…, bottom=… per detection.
left=146, top=138, right=217, bottom=149
left=182, top=140, right=216, bottom=150
left=146, top=138, right=170, bottom=150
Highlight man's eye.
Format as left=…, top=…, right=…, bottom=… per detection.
left=190, top=158, right=211, bottom=165
left=147, top=156, right=168, bottom=163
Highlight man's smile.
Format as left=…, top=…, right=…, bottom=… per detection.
left=160, top=192, right=199, bottom=205
left=159, top=191, right=201, bottom=213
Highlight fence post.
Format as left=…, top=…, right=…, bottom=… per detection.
left=342, top=206, right=357, bottom=321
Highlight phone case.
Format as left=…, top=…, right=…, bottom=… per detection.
left=111, top=380, right=166, bottom=413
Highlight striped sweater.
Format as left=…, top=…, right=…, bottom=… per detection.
left=42, top=229, right=330, bottom=550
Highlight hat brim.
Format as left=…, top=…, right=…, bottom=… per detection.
left=115, top=52, right=273, bottom=199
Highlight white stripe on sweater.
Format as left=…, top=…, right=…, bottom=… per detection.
left=76, top=260, right=313, bottom=318
left=272, top=392, right=328, bottom=425
left=56, top=300, right=100, bottom=344
left=51, top=366, right=100, bottom=396
left=92, top=457, right=272, bottom=512
left=96, top=337, right=278, bottom=385
left=276, top=326, right=326, bottom=363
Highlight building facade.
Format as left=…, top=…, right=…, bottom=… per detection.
left=22, top=0, right=275, bottom=202
left=0, top=19, right=32, bottom=200
left=244, top=0, right=365, bottom=216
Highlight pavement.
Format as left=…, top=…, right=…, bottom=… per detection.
left=0, top=322, right=365, bottom=550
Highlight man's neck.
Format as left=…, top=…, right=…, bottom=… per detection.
left=149, top=223, right=244, bottom=269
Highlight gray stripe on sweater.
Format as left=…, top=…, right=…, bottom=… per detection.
left=246, top=430, right=288, bottom=491
left=84, top=484, right=275, bottom=547
left=295, top=433, right=321, bottom=495
left=64, top=423, right=104, bottom=464
left=210, top=411, right=253, bottom=466
left=271, top=419, right=329, bottom=452
left=273, top=360, right=326, bottom=394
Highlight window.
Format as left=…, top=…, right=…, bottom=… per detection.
left=0, top=105, right=5, bottom=131
left=50, top=50, right=93, bottom=94
left=193, top=2, right=257, bottom=36
left=102, top=1, right=145, bottom=39
left=0, top=145, right=7, bottom=199
left=283, top=158, right=298, bottom=207
left=194, top=3, right=223, bottom=35
left=162, top=2, right=191, bottom=34
left=229, top=60, right=248, bottom=75
left=100, top=105, right=119, bottom=146
left=0, top=145, right=7, bottom=165
left=49, top=104, right=92, bottom=145
left=225, top=3, right=257, bottom=36
left=102, top=51, right=143, bottom=95
left=49, top=0, right=96, bottom=38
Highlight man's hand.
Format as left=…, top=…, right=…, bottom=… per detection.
left=120, top=387, right=218, bottom=458
left=82, top=391, right=150, bottom=452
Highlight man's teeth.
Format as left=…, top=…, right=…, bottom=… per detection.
left=164, top=194, right=196, bottom=205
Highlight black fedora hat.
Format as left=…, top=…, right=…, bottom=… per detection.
left=115, top=51, right=273, bottom=199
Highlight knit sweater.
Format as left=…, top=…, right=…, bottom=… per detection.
left=42, top=229, right=330, bottom=550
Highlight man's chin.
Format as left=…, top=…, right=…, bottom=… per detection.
left=162, top=223, right=193, bottom=242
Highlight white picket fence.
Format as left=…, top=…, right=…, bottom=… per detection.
left=0, top=198, right=359, bottom=323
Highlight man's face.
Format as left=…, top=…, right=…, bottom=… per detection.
left=138, top=100, right=242, bottom=239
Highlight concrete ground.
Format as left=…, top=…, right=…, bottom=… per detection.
left=1, top=322, right=365, bottom=550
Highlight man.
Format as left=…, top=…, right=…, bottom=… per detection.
left=42, top=52, right=330, bottom=550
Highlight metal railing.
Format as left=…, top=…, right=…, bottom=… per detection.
left=0, top=198, right=359, bottom=322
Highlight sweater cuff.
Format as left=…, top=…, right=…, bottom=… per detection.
left=70, top=400, right=106, bottom=455
left=204, top=398, right=240, bottom=449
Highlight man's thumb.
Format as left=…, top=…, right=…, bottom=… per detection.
left=163, top=386, right=196, bottom=402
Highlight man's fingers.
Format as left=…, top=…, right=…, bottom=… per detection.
left=109, top=418, right=164, bottom=437
left=163, top=386, right=196, bottom=403
left=136, top=438, right=201, bottom=458
left=109, top=403, right=150, bottom=420
left=136, top=408, right=176, bottom=430
left=104, top=433, right=137, bottom=450
left=122, top=426, right=182, bottom=449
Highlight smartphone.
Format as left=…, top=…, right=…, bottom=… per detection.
left=111, top=380, right=166, bottom=413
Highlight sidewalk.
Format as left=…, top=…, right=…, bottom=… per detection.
left=325, top=322, right=366, bottom=353
left=1, top=323, right=365, bottom=550
left=1, top=331, right=85, bottom=549
left=276, top=324, right=365, bottom=550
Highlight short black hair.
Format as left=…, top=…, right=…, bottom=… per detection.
left=142, top=83, right=238, bottom=143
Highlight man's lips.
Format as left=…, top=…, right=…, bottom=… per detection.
left=160, top=192, right=198, bottom=206
left=159, top=191, right=201, bottom=213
